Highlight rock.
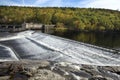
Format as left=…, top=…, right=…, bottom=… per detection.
left=0, top=76, right=10, bottom=80
left=102, top=66, right=120, bottom=74
left=29, top=69, right=66, bottom=80
left=81, top=67, right=101, bottom=76
left=88, top=77, right=107, bottom=80
left=22, top=60, right=50, bottom=69
left=21, top=71, right=33, bottom=77
left=0, top=60, right=120, bottom=80
left=10, top=72, right=28, bottom=80
left=97, top=66, right=120, bottom=80
left=70, top=71, right=92, bottom=78
left=82, top=65, right=95, bottom=69
left=0, top=69, right=8, bottom=76
left=52, top=67, right=69, bottom=76
left=24, top=67, right=38, bottom=75
left=0, top=63, right=11, bottom=76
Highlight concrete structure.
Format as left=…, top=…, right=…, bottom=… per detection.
left=24, top=23, right=55, bottom=30
left=0, top=25, right=25, bottom=32
left=42, top=25, right=56, bottom=33
left=43, top=25, right=55, bottom=30
left=23, top=23, right=43, bottom=30
left=0, top=23, right=55, bottom=32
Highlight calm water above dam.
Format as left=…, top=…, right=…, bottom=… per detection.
left=45, top=30, right=120, bottom=50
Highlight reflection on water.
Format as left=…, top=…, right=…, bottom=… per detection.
left=43, top=30, right=120, bottom=50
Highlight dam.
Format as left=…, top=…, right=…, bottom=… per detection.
left=0, top=23, right=55, bottom=32
left=0, top=30, right=120, bottom=66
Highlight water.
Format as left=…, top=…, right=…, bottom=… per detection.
left=47, top=30, right=120, bottom=50
left=0, top=31, right=120, bottom=66
left=0, top=44, right=19, bottom=61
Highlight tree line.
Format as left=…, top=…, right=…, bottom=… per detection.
left=0, top=6, right=120, bottom=31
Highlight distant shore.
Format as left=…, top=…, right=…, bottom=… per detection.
left=1, top=6, right=120, bottom=32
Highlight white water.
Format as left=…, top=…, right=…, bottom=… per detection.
left=0, top=44, right=19, bottom=61
left=0, top=30, right=34, bottom=41
left=0, top=31, right=120, bottom=66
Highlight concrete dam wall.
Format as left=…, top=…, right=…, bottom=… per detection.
left=0, top=23, right=55, bottom=32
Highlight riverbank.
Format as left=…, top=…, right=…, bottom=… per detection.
left=0, top=60, right=120, bottom=80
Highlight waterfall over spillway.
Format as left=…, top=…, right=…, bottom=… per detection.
left=0, top=31, right=120, bottom=66
left=0, top=44, right=19, bottom=61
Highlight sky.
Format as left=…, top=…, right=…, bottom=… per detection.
left=0, top=0, right=120, bottom=10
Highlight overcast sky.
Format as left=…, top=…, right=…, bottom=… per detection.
left=0, top=0, right=120, bottom=10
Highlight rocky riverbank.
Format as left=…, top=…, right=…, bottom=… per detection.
left=0, top=60, right=120, bottom=80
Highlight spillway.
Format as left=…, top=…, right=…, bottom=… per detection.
left=0, top=44, right=19, bottom=61
left=0, top=31, right=120, bottom=66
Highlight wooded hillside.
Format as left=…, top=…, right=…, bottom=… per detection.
left=0, top=6, right=120, bottom=31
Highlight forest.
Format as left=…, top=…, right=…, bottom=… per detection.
left=0, top=6, right=120, bottom=31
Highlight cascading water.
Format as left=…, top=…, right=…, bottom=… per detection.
left=0, top=30, right=120, bottom=66
left=0, top=44, right=19, bottom=61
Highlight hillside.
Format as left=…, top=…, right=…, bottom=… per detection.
left=0, top=6, right=120, bottom=31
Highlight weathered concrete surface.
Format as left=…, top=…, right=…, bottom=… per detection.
left=0, top=60, right=120, bottom=80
